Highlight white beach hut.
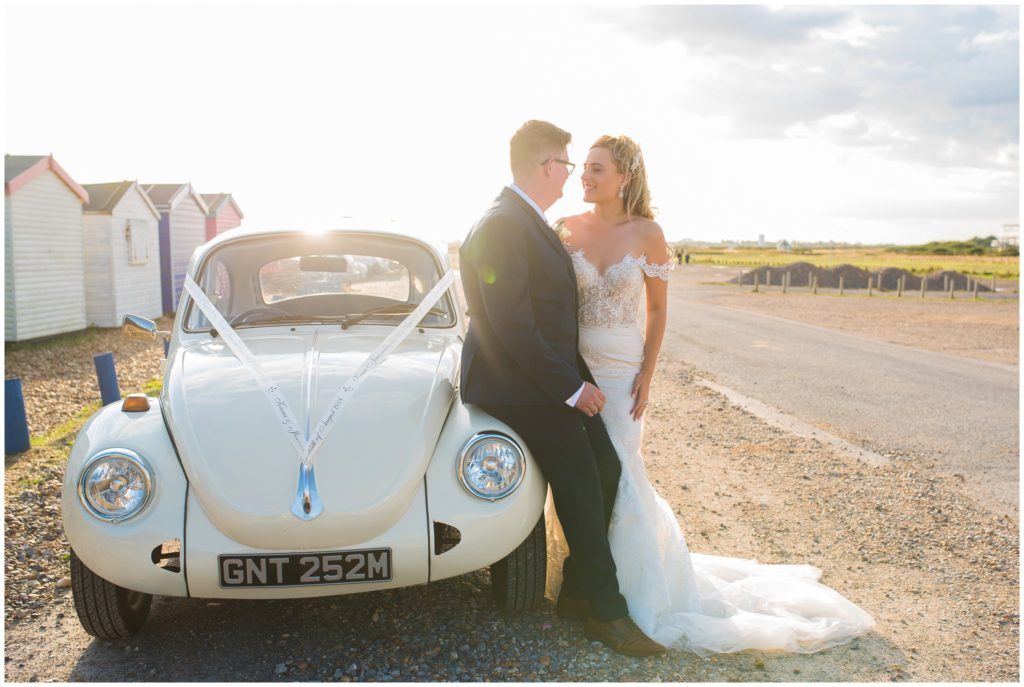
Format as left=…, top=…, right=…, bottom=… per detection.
left=142, top=183, right=209, bottom=313
left=80, top=181, right=163, bottom=326
left=4, top=154, right=89, bottom=342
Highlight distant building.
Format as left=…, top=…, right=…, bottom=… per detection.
left=5, top=154, right=89, bottom=341
left=776, top=239, right=792, bottom=252
left=996, top=224, right=1019, bottom=249
left=757, top=234, right=765, bottom=248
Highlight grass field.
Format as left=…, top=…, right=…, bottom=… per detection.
left=680, top=247, right=1020, bottom=277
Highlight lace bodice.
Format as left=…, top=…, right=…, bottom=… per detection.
left=570, top=249, right=674, bottom=329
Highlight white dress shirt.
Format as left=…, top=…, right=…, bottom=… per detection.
left=507, top=184, right=586, bottom=408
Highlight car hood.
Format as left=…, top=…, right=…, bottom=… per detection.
left=163, top=329, right=459, bottom=550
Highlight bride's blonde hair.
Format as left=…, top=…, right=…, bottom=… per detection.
left=591, top=134, right=655, bottom=220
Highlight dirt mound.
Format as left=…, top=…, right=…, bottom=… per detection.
left=728, top=264, right=992, bottom=292
left=822, top=264, right=872, bottom=289
left=730, top=262, right=825, bottom=286
left=924, top=270, right=990, bottom=292
left=875, top=267, right=921, bottom=291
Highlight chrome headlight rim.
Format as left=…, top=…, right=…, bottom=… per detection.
left=77, top=448, right=155, bottom=523
left=457, top=432, right=526, bottom=501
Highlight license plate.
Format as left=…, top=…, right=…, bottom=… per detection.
left=218, top=548, right=392, bottom=587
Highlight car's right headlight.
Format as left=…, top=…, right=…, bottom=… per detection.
left=457, top=433, right=526, bottom=501
left=78, top=448, right=154, bottom=522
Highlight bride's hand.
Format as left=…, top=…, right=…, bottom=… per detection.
left=630, top=373, right=652, bottom=421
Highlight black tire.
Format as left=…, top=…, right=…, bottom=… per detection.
left=70, top=549, right=152, bottom=639
left=489, top=514, right=546, bottom=611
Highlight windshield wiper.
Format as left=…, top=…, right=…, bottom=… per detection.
left=232, top=315, right=346, bottom=330
left=340, top=303, right=446, bottom=330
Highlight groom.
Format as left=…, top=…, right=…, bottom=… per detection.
left=459, top=120, right=665, bottom=656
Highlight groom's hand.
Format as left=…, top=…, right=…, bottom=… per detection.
left=576, top=382, right=606, bottom=417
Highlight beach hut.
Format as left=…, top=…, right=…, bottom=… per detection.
left=142, top=183, right=209, bottom=313
left=80, top=181, right=163, bottom=326
left=4, top=154, right=89, bottom=342
left=201, top=192, right=244, bottom=241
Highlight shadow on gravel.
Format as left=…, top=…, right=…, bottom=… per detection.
left=63, top=571, right=904, bottom=682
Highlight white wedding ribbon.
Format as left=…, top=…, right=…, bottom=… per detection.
left=182, top=269, right=456, bottom=469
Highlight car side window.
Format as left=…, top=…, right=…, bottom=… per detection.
left=185, top=261, right=231, bottom=330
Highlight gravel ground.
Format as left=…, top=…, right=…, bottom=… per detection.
left=4, top=318, right=172, bottom=438
left=4, top=337, right=1019, bottom=680
left=702, top=287, right=1019, bottom=366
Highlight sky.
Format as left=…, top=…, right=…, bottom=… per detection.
left=3, top=1, right=1019, bottom=246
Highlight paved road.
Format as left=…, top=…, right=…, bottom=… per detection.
left=661, top=272, right=1019, bottom=518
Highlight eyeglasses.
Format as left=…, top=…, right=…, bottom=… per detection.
left=542, top=158, right=576, bottom=175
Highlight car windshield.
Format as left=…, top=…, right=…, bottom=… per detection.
left=184, top=232, right=455, bottom=332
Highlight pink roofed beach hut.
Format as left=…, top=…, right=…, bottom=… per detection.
left=4, top=155, right=89, bottom=341
left=201, top=193, right=243, bottom=241
left=142, top=183, right=209, bottom=314
left=80, top=181, right=163, bottom=326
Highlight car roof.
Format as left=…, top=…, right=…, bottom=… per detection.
left=198, top=224, right=450, bottom=267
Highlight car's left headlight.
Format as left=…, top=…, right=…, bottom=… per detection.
left=78, top=449, right=154, bottom=522
left=458, top=433, right=526, bottom=501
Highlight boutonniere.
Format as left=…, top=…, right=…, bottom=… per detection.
left=552, top=219, right=571, bottom=244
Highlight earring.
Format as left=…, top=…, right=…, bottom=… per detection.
left=618, top=185, right=625, bottom=199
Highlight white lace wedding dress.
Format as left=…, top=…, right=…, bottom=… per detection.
left=544, top=249, right=876, bottom=655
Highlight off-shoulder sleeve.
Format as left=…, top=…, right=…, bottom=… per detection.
left=639, top=256, right=675, bottom=281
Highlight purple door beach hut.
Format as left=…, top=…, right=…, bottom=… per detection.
left=4, top=155, right=89, bottom=342
left=142, top=182, right=209, bottom=314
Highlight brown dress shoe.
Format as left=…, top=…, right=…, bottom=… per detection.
left=583, top=616, right=667, bottom=656
left=555, top=595, right=588, bottom=622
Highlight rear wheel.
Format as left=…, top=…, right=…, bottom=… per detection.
left=70, top=549, right=152, bottom=639
left=489, top=514, right=546, bottom=611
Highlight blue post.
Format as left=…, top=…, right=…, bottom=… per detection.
left=5, top=378, right=31, bottom=454
left=94, top=352, right=121, bottom=406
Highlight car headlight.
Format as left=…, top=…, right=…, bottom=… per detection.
left=458, top=433, right=526, bottom=501
left=78, top=449, right=154, bottom=522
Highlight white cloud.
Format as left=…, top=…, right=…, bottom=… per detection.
left=971, top=29, right=1019, bottom=47
left=810, top=17, right=898, bottom=48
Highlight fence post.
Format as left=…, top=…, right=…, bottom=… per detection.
left=839, top=275, right=844, bottom=296
left=812, top=274, right=818, bottom=294
left=782, top=271, right=788, bottom=294
left=94, top=352, right=121, bottom=406
left=897, top=275, right=903, bottom=297
left=739, top=270, right=744, bottom=287
left=974, top=280, right=979, bottom=300
left=808, top=273, right=813, bottom=289
left=5, top=378, right=31, bottom=454
left=943, top=275, right=949, bottom=292
left=991, top=274, right=997, bottom=292
left=921, top=275, right=927, bottom=298
left=766, top=269, right=772, bottom=288
left=948, top=281, right=955, bottom=300
left=868, top=277, right=873, bottom=297
left=753, top=272, right=760, bottom=293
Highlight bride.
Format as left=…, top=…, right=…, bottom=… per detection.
left=548, top=134, right=876, bottom=654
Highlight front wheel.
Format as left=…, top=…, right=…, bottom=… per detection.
left=489, top=514, right=546, bottom=611
left=70, top=549, right=152, bottom=639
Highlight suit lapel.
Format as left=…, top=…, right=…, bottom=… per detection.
left=500, top=187, right=576, bottom=281
left=499, top=188, right=580, bottom=319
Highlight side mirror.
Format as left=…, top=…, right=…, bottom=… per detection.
left=122, top=314, right=171, bottom=341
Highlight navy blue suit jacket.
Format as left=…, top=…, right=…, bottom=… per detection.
left=460, top=188, right=591, bottom=406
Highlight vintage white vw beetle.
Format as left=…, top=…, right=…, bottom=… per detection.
left=62, top=226, right=548, bottom=639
